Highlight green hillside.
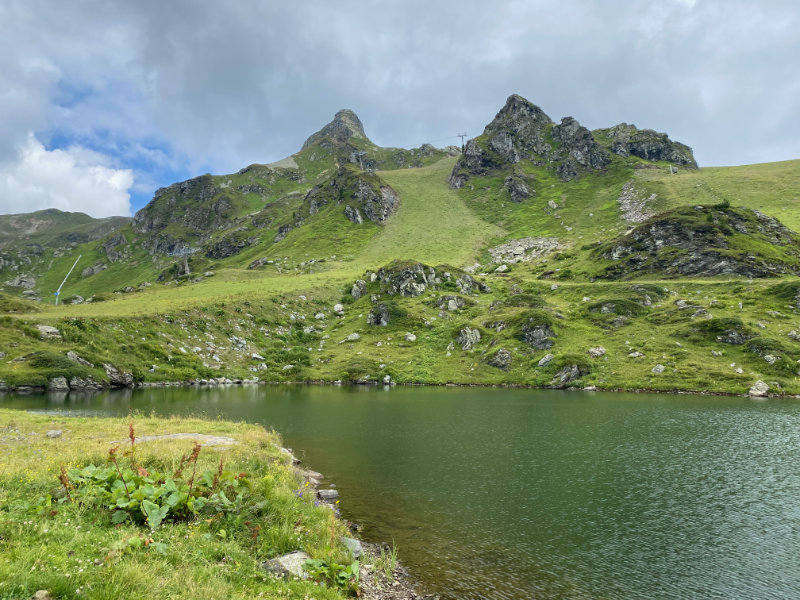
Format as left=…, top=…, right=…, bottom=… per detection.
left=2, top=95, right=799, bottom=396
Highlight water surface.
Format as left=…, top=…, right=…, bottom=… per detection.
left=3, top=386, right=800, bottom=599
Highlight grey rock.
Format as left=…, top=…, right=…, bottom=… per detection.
left=344, top=204, right=363, bottom=224
left=749, top=380, right=769, bottom=397
left=36, top=325, right=62, bottom=340
left=716, top=330, right=750, bottom=345
left=47, top=377, right=69, bottom=392
left=488, top=348, right=512, bottom=371
left=404, top=332, right=417, bottom=342
left=551, top=364, right=589, bottom=388
left=341, top=537, right=363, bottom=559
left=488, top=237, right=563, bottom=264
left=502, top=173, right=533, bottom=202
left=628, top=351, right=644, bottom=358
left=351, top=279, right=367, bottom=300
left=32, top=591, right=55, bottom=600
left=602, top=122, right=697, bottom=166
left=68, top=377, right=104, bottom=390
left=495, top=264, right=509, bottom=273
left=521, top=323, right=556, bottom=350
left=367, top=304, right=391, bottom=326
left=318, top=488, right=340, bottom=502
left=81, top=261, right=107, bottom=278
left=538, top=353, right=555, bottom=367
left=588, top=347, right=606, bottom=358
left=456, top=327, right=481, bottom=350
left=67, top=295, right=84, bottom=305
left=618, top=180, right=657, bottom=223
left=333, top=303, right=344, bottom=314
left=345, top=333, right=360, bottom=342
left=249, top=257, right=269, bottom=269
left=652, top=364, right=666, bottom=374
left=436, top=295, right=465, bottom=311
left=103, top=363, right=134, bottom=388
left=273, top=225, right=292, bottom=243
left=261, top=551, right=310, bottom=579
left=46, top=429, right=63, bottom=438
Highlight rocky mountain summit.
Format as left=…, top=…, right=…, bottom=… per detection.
left=302, top=109, right=368, bottom=149
left=449, top=93, right=696, bottom=195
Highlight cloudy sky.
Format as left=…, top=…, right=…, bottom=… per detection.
left=1, top=0, right=798, bottom=218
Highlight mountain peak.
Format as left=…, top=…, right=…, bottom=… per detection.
left=302, top=109, right=369, bottom=150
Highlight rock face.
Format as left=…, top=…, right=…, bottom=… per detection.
left=600, top=123, right=697, bottom=167
left=597, top=206, right=800, bottom=279
left=552, top=116, right=611, bottom=176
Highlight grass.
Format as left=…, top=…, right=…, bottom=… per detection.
left=0, top=410, right=357, bottom=599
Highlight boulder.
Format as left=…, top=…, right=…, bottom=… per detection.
left=538, top=353, right=555, bottom=367
left=333, top=303, right=344, bottom=314
left=261, top=551, right=310, bottom=579
left=652, top=364, right=666, bottom=374
left=404, top=332, right=417, bottom=342
left=341, top=537, right=363, bottom=559
left=47, top=377, right=69, bottom=392
left=551, top=364, right=589, bottom=388
left=103, top=363, right=134, bottom=388
left=587, top=347, right=606, bottom=358
left=46, top=429, right=63, bottom=438
left=66, top=351, right=94, bottom=368
left=351, top=279, right=367, bottom=300
left=318, top=488, right=340, bottom=502
left=749, top=380, right=769, bottom=397
left=36, top=325, right=62, bottom=340
left=436, top=295, right=465, bottom=311
left=68, top=377, right=104, bottom=390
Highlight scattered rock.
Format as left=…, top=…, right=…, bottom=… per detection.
left=617, top=180, right=656, bottom=223
left=749, top=380, right=769, bottom=397
left=456, top=327, right=481, bottom=350
left=487, top=237, right=563, bottom=264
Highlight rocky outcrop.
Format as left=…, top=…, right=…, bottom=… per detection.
left=551, top=362, right=590, bottom=388
left=601, top=123, right=697, bottom=167
left=502, top=173, right=534, bottom=202
left=301, top=166, right=399, bottom=226
left=103, top=363, right=134, bottom=388
left=101, top=232, right=129, bottom=263
left=552, top=116, right=610, bottom=178
left=81, top=261, right=107, bottom=278
left=597, top=206, right=800, bottom=279
left=205, top=234, right=258, bottom=259
left=521, top=323, right=556, bottom=350
left=456, top=327, right=481, bottom=350
left=364, top=261, right=491, bottom=299
left=488, top=348, right=512, bottom=371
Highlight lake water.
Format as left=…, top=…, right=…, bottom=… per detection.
left=3, top=385, right=800, bottom=599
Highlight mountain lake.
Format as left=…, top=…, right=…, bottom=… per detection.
left=2, top=385, right=799, bottom=599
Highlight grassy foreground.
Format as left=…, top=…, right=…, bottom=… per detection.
left=0, top=410, right=355, bottom=600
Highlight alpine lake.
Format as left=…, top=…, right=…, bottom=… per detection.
left=3, top=385, right=800, bottom=599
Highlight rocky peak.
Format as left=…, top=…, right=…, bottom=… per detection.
left=302, top=109, right=369, bottom=150
left=553, top=116, right=610, bottom=172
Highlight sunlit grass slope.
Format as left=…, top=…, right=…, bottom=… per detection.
left=361, top=157, right=504, bottom=268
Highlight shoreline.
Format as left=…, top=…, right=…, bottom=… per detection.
left=1, top=376, right=795, bottom=400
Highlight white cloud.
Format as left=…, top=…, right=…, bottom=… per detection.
left=0, top=134, right=133, bottom=218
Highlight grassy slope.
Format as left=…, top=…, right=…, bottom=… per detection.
left=2, top=158, right=800, bottom=396
left=0, top=410, right=353, bottom=600
left=362, top=157, right=504, bottom=268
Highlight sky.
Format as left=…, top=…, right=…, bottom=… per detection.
left=1, top=0, right=798, bottom=219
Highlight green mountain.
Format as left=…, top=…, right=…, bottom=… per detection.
left=2, top=95, right=800, bottom=396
